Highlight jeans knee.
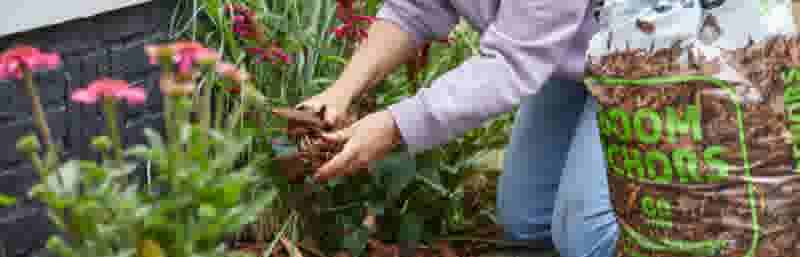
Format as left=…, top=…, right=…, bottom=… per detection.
left=497, top=206, right=552, bottom=242
left=551, top=208, right=619, bottom=257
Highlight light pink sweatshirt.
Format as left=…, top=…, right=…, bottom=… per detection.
left=378, top=0, right=602, bottom=153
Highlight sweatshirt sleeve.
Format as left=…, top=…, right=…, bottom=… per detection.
left=387, top=0, right=591, bottom=154
left=375, top=0, right=460, bottom=48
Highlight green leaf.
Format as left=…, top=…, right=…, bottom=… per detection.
left=310, top=78, right=336, bottom=87
left=0, top=194, right=16, bottom=207
left=109, top=163, right=139, bottom=180
left=321, top=55, right=347, bottom=65
left=376, top=152, right=417, bottom=199
left=199, top=204, right=217, bottom=218
left=209, top=135, right=251, bottom=172
left=143, top=128, right=165, bottom=151
left=47, top=160, right=81, bottom=196
left=341, top=227, right=369, bottom=257
left=397, top=212, right=423, bottom=243
left=110, top=248, right=136, bottom=257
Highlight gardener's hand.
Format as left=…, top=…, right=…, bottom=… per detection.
left=313, top=110, right=403, bottom=182
left=296, top=88, right=354, bottom=128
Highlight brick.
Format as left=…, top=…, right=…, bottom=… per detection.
left=0, top=202, right=54, bottom=257
left=0, top=165, right=39, bottom=198
left=109, top=33, right=166, bottom=77
left=0, top=18, right=100, bottom=56
left=28, top=71, right=69, bottom=108
left=0, top=80, right=18, bottom=122
left=93, top=1, right=164, bottom=42
left=81, top=49, right=111, bottom=82
left=0, top=72, right=67, bottom=122
left=63, top=56, right=83, bottom=152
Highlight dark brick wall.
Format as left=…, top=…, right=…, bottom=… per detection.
left=0, top=1, right=176, bottom=256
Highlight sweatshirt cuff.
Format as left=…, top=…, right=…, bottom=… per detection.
left=376, top=4, right=428, bottom=48
left=387, top=95, right=445, bottom=154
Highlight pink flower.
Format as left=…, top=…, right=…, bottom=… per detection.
left=215, top=62, right=250, bottom=82
left=226, top=4, right=258, bottom=39
left=331, top=0, right=376, bottom=42
left=246, top=46, right=292, bottom=65
left=171, top=41, right=221, bottom=73
left=331, top=15, right=376, bottom=42
left=71, top=78, right=147, bottom=105
left=145, top=41, right=221, bottom=75
left=0, top=45, right=61, bottom=80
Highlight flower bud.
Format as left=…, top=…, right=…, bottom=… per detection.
left=144, top=44, right=174, bottom=66
left=16, top=134, right=41, bottom=153
left=159, top=75, right=195, bottom=97
left=195, top=50, right=221, bottom=66
left=241, top=83, right=268, bottom=106
left=137, top=239, right=167, bottom=257
left=91, top=136, right=112, bottom=152
left=215, top=63, right=251, bottom=83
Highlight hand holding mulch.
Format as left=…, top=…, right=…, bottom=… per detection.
left=271, top=106, right=353, bottom=182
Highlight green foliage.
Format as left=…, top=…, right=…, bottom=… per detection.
left=28, top=110, right=278, bottom=257
left=176, top=0, right=515, bottom=256
left=0, top=194, right=16, bottom=207
left=4, top=40, right=279, bottom=257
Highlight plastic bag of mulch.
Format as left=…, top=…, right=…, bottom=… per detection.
left=584, top=0, right=800, bottom=256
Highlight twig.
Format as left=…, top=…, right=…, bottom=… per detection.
left=436, top=236, right=531, bottom=247
left=295, top=241, right=328, bottom=257
left=264, top=213, right=297, bottom=257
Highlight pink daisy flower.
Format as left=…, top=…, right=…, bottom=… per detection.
left=71, top=78, right=147, bottom=105
left=0, top=45, right=61, bottom=80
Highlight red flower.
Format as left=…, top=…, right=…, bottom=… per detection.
left=71, top=78, right=147, bottom=105
left=145, top=41, right=221, bottom=75
left=335, top=0, right=355, bottom=20
left=331, top=15, right=376, bottom=42
left=0, top=45, right=61, bottom=80
left=331, top=0, right=376, bottom=42
left=246, top=46, right=292, bottom=65
left=226, top=4, right=259, bottom=40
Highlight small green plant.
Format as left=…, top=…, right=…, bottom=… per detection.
left=1, top=41, right=276, bottom=257
left=185, top=1, right=514, bottom=257
left=0, top=194, right=15, bottom=207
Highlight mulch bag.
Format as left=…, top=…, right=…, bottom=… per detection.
left=584, top=0, right=800, bottom=256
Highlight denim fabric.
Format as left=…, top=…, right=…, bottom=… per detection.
left=497, top=78, right=618, bottom=257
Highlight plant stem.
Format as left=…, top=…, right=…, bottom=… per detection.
left=163, top=87, right=176, bottom=145
left=214, top=88, right=226, bottom=130
left=200, top=80, right=212, bottom=130
left=199, top=75, right=212, bottom=150
left=226, top=91, right=249, bottom=132
left=163, top=93, right=178, bottom=183
left=27, top=152, right=45, bottom=178
left=23, top=71, right=64, bottom=186
left=23, top=72, right=53, bottom=149
left=102, top=98, right=124, bottom=168
left=101, top=151, right=111, bottom=164
left=169, top=96, right=189, bottom=186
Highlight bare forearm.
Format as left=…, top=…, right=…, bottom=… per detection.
left=328, top=20, right=417, bottom=100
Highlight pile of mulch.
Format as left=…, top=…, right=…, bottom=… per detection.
left=586, top=36, right=800, bottom=257
left=227, top=224, right=512, bottom=257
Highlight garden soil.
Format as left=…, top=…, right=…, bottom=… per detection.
left=586, top=0, right=800, bottom=256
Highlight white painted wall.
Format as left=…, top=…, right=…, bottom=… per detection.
left=0, top=0, right=152, bottom=37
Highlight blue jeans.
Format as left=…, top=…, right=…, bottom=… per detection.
left=497, top=78, right=618, bottom=257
